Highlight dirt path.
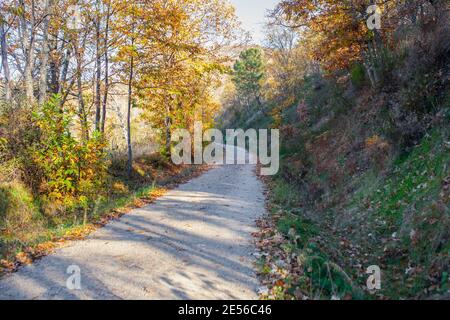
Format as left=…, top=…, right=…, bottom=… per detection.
left=0, top=162, right=265, bottom=300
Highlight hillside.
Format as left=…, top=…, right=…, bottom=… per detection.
left=221, top=1, right=450, bottom=300
left=227, top=43, right=450, bottom=302
left=248, top=78, right=449, bottom=300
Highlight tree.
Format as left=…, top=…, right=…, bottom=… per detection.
left=232, top=48, right=265, bottom=111
left=101, top=0, right=112, bottom=133
left=18, top=0, right=37, bottom=103
left=38, top=0, right=52, bottom=105
left=271, top=0, right=447, bottom=79
left=116, top=0, right=241, bottom=156
left=264, top=24, right=307, bottom=109
left=271, top=0, right=370, bottom=72
left=2, top=0, right=242, bottom=178
left=0, top=13, right=12, bottom=102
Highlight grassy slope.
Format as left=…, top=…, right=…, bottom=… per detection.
left=251, top=81, right=450, bottom=299
left=349, top=126, right=450, bottom=298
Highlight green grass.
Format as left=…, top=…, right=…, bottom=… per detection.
left=276, top=214, right=319, bottom=244
left=0, top=181, right=157, bottom=261
left=272, top=179, right=300, bottom=209
left=350, top=63, right=366, bottom=88
left=267, top=178, right=366, bottom=299
left=347, top=125, right=450, bottom=298
left=364, top=128, right=449, bottom=228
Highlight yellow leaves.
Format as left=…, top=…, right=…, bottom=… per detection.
left=366, top=135, right=382, bottom=148
left=48, top=191, right=63, bottom=200
left=34, top=242, right=58, bottom=256
left=0, top=259, right=15, bottom=271
left=15, top=252, right=32, bottom=265
left=111, top=0, right=237, bottom=139
left=64, top=225, right=96, bottom=240
left=149, top=187, right=168, bottom=199
left=112, top=182, right=129, bottom=194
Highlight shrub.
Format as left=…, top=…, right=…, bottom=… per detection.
left=32, top=96, right=108, bottom=211
left=350, top=63, right=366, bottom=88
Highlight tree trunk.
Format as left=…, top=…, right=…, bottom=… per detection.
left=38, top=0, right=52, bottom=105
left=255, top=94, right=263, bottom=110
left=20, top=0, right=36, bottom=104
left=75, top=35, right=89, bottom=141
left=59, top=46, right=71, bottom=96
left=164, top=97, right=172, bottom=156
left=49, top=35, right=60, bottom=95
left=101, top=1, right=111, bottom=133
left=94, top=1, right=102, bottom=132
left=127, top=43, right=135, bottom=178
left=0, top=21, right=11, bottom=102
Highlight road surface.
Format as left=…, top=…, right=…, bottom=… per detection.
left=0, top=162, right=265, bottom=300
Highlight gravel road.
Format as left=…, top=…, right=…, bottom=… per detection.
left=0, top=162, right=265, bottom=300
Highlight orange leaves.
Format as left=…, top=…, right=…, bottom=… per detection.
left=148, top=187, right=168, bottom=199
left=63, top=225, right=96, bottom=241
left=14, top=252, right=32, bottom=265
left=274, top=0, right=371, bottom=72
left=0, top=242, right=57, bottom=274
left=0, top=259, right=15, bottom=271
left=112, top=0, right=238, bottom=143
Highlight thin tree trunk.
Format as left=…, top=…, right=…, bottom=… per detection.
left=255, top=94, right=263, bottom=110
left=0, top=21, right=11, bottom=102
left=75, top=35, right=89, bottom=141
left=101, top=0, right=111, bottom=133
left=49, top=35, right=60, bottom=95
left=59, top=46, right=71, bottom=96
left=38, top=0, right=52, bottom=105
left=164, top=96, right=172, bottom=156
left=127, top=41, right=135, bottom=178
left=20, top=0, right=36, bottom=104
left=94, top=1, right=102, bottom=132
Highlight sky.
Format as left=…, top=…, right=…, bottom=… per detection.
left=229, top=0, right=279, bottom=44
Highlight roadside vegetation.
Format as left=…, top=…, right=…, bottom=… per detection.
left=221, top=0, right=450, bottom=299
